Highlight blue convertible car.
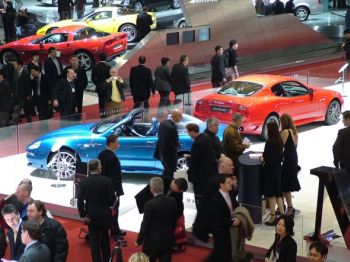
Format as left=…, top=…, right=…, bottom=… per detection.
left=26, top=108, right=224, bottom=179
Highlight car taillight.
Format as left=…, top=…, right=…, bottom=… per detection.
left=104, top=39, right=114, bottom=47
left=195, top=100, right=210, bottom=112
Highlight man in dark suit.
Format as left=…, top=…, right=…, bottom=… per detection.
left=135, top=177, right=188, bottom=219
left=1, top=204, right=26, bottom=260
left=136, top=177, right=178, bottom=262
left=91, top=53, right=111, bottom=118
left=58, top=0, right=74, bottom=20
left=333, top=110, right=350, bottom=173
left=129, top=55, right=154, bottom=109
left=9, top=59, right=33, bottom=125
left=27, top=200, right=69, bottom=262
left=78, top=159, right=115, bottom=262
left=185, top=123, right=220, bottom=209
left=136, top=6, right=153, bottom=40
left=98, top=134, right=125, bottom=237
left=154, top=109, right=182, bottom=181
left=211, top=45, right=226, bottom=88
left=64, top=54, right=88, bottom=115
left=44, top=47, right=64, bottom=117
left=53, top=68, right=77, bottom=120
left=0, top=70, right=12, bottom=127
left=207, top=174, right=240, bottom=262
left=193, top=155, right=236, bottom=243
left=19, top=220, right=51, bottom=262
left=171, top=54, right=191, bottom=113
left=30, top=65, right=50, bottom=121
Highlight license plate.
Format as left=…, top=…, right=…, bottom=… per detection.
left=211, top=106, right=229, bottom=113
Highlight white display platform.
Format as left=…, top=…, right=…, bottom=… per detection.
left=1, top=83, right=350, bottom=260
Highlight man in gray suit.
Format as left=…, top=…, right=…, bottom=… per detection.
left=19, top=220, right=50, bottom=262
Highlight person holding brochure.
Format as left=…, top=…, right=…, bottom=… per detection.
left=223, top=113, right=251, bottom=176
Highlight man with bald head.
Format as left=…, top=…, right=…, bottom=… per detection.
left=154, top=109, right=183, bottom=181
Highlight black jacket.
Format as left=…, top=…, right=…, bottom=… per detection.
left=98, top=149, right=124, bottom=196
left=187, top=133, right=219, bottom=185
left=78, top=174, right=115, bottom=226
left=135, top=178, right=184, bottom=219
left=102, top=80, right=125, bottom=102
left=57, top=0, right=73, bottom=13
left=136, top=194, right=177, bottom=250
left=209, top=190, right=239, bottom=262
left=154, top=119, right=179, bottom=162
left=14, top=68, right=32, bottom=104
left=0, top=227, right=7, bottom=259
left=226, top=48, right=238, bottom=68
left=0, top=79, right=12, bottom=112
left=265, top=234, right=297, bottom=262
left=273, top=0, right=285, bottom=15
left=136, top=11, right=153, bottom=38
left=211, top=54, right=226, bottom=83
left=52, top=78, right=75, bottom=114
left=171, top=63, right=191, bottom=95
left=40, top=216, right=69, bottom=262
left=129, top=64, right=154, bottom=97
left=154, top=65, right=172, bottom=92
left=333, top=126, right=350, bottom=169
left=8, top=223, right=25, bottom=260
left=44, top=57, right=64, bottom=87
left=91, top=61, right=111, bottom=92
left=63, top=65, right=88, bottom=95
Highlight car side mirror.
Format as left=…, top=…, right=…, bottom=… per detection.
left=308, top=88, right=314, bottom=95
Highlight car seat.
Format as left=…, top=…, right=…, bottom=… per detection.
left=146, top=117, right=159, bottom=136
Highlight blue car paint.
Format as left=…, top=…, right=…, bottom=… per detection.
left=26, top=109, right=226, bottom=175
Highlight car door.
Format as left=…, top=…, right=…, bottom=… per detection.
left=36, top=33, right=73, bottom=65
left=84, top=10, right=115, bottom=33
left=270, top=83, right=297, bottom=118
left=279, top=81, right=319, bottom=121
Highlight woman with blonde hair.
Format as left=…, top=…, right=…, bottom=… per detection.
left=280, top=113, right=300, bottom=217
left=128, top=252, right=149, bottom=262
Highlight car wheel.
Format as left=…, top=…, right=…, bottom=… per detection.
left=119, top=23, right=137, bottom=42
left=133, top=1, right=143, bottom=12
left=177, top=19, right=187, bottom=28
left=177, top=154, right=188, bottom=171
left=295, top=6, right=309, bottom=21
left=75, top=51, right=94, bottom=70
left=48, top=149, right=77, bottom=180
left=260, top=114, right=279, bottom=141
left=46, top=27, right=59, bottom=34
left=1, top=50, right=18, bottom=65
left=170, top=0, right=180, bottom=9
left=325, top=100, right=341, bottom=125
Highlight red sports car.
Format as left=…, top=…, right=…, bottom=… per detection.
left=0, top=25, right=127, bottom=70
left=194, top=74, right=343, bottom=140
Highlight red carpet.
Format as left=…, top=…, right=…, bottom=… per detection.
left=56, top=216, right=211, bottom=262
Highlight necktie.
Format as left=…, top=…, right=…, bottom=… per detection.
left=13, top=229, right=17, bottom=243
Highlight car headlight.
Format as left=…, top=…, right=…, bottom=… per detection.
left=28, top=141, right=41, bottom=150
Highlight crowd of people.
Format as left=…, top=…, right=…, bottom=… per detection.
left=255, top=0, right=296, bottom=16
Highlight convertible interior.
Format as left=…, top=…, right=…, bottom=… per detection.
left=120, top=117, right=159, bottom=137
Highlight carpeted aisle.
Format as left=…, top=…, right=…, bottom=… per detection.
left=56, top=216, right=211, bottom=262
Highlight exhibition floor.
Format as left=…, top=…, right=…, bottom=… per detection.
left=0, top=81, right=350, bottom=261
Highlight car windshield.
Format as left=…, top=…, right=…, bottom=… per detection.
left=74, top=11, right=95, bottom=21
left=92, top=114, right=128, bottom=134
left=218, top=81, right=263, bottom=96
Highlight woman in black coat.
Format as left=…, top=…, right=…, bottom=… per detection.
left=260, top=121, right=285, bottom=226
left=265, top=215, right=297, bottom=262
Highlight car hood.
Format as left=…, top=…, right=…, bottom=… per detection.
left=32, top=123, right=97, bottom=142
left=0, top=35, right=42, bottom=47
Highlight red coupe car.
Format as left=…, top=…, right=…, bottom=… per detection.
left=0, top=25, right=127, bottom=70
left=194, top=74, right=343, bottom=140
